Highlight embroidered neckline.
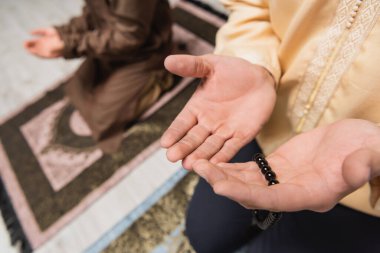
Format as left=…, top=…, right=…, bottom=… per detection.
left=289, top=0, right=380, bottom=133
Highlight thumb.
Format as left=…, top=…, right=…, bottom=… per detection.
left=164, top=54, right=212, bottom=78
left=342, top=149, right=373, bottom=189
left=24, top=40, right=36, bottom=49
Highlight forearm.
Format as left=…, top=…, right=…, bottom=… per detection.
left=60, top=0, right=162, bottom=59
left=55, top=5, right=92, bottom=35
left=215, top=0, right=281, bottom=85
left=55, top=17, right=90, bottom=35
left=61, top=27, right=148, bottom=59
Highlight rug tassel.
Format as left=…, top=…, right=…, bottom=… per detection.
left=0, top=178, right=32, bottom=253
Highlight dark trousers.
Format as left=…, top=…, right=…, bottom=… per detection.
left=185, top=141, right=380, bottom=253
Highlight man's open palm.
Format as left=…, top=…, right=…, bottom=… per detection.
left=192, top=119, right=380, bottom=212
left=161, top=54, right=276, bottom=169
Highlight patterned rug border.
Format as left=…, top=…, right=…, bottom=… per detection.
left=0, top=176, right=32, bottom=252
left=0, top=2, right=224, bottom=252
left=95, top=2, right=226, bottom=251
left=0, top=74, right=199, bottom=250
left=85, top=169, right=188, bottom=253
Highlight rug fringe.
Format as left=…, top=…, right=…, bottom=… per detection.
left=0, top=177, right=32, bottom=253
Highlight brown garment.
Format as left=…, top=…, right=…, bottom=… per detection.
left=55, top=0, right=173, bottom=153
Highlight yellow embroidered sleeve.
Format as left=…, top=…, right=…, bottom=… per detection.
left=214, top=0, right=281, bottom=84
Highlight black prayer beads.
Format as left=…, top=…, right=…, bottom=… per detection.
left=252, top=153, right=282, bottom=230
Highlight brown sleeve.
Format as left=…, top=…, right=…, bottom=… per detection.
left=55, top=5, right=93, bottom=37
left=60, top=0, right=162, bottom=59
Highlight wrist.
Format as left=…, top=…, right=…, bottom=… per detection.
left=369, top=150, right=380, bottom=179
left=52, top=37, right=65, bottom=56
left=250, top=64, right=277, bottom=90
left=251, top=65, right=277, bottom=110
left=365, top=124, right=380, bottom=179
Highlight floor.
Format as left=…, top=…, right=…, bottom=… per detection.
left=0, top=1, right=83, bottom=252
left=0, top=0, right=84, bottom=119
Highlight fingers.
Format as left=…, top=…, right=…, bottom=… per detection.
left=173, top=133, right=246, bottom=170
left=210, top=138, right=246, bottom=164
left=31, top=28, right=47, bottom=36
left=164, top=55, right=212, bottom=78
left=217, top=162, right=258, bottom=172
left=194, top=160, right=263, bottom=186
left=24, top=40, right=37, bottom=49
left=182, top=136, right=247, bottom=169
left=166, top=124, right=211, bottom=164
left=212, top=181, right=260, bottom=209
left=213, top=180, right=310, bottom=212
left=193, top=160, right=314, bottom=211
left=193, top=161, right=267, bottom=208
left=218, top=162, right=263, bottom=183
left=24, top=40, right=40, bottom=55
left=181, top=125, right=235, bottom=169
left=30, top=27, right=55, bottom=36
left=182, top=134, right=225, bottom=169
left=193, top=159, right=228, bottom=183
left=160, top=107, right=197, bottom=148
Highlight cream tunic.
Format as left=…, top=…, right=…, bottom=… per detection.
left=215, top=0, right=380, bottom=216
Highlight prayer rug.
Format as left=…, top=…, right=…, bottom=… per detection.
left=104, top=173, right=199, bottom=253
left=0, top=1, right=225, bottom=252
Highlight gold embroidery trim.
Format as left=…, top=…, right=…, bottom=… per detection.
left=290, top=0, right=380, bottom=133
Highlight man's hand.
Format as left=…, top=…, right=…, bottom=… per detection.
left=24, top=27, right=64, bottom=58
left=161, top=54, right=276, bottom=169
left=192, top=119, right=380, bottom=212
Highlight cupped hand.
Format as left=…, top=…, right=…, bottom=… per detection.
left=161, top=54, right=276, bottom=169
left=24, top=27, right=64, bottom=58
left=192, top=119, right=380, bottom=212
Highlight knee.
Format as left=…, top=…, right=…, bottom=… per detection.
left=185, top=213, right=226, bottom=253
left=185, top=178, right=255, bottom=252
left=185, top=203, right=249, bottom=253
